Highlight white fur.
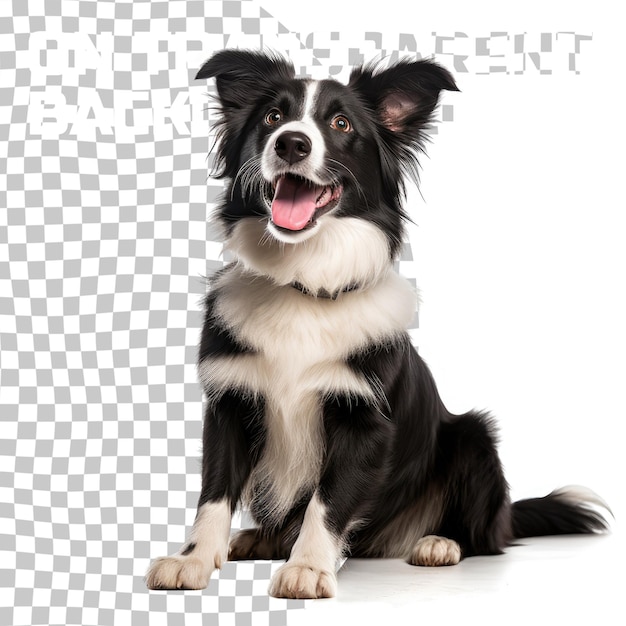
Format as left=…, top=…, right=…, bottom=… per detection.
left=266, top=220, right=322, bottom=244
left=145, top=499, right=231, bottom=590
left=302, top=80, right=319, bottom=123
left=225, top=215, right=394, bottom=296
left=200, top=354, right=375, bottom=406
left=269, top=493, right=341, bottom=598
left=550, top=485, right=613, bottom=517
left=210, top=262, right=415, bottom=363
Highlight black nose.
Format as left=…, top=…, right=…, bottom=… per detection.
left=274, top=131, right=312, bottom=164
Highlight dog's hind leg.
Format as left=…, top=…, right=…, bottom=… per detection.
left=430, top=412, right=513, bottom=559
left=229, top=528, right=293, bottom=560
left=229, top=501, right=307, bottom=561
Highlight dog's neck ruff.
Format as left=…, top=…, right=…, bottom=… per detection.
left=225, top=217, right=394, bottom=301
left=290, top=281, right=361, bottom=300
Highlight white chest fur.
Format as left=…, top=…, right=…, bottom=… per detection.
left=202, top=263, right=416, bottom=400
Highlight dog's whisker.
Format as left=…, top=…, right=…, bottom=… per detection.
left=231, top=157, right=266, bottom=201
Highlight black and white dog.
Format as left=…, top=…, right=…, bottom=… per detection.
left=146, top=49, right=608, bottom=599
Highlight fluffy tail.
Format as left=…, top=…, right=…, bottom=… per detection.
left=511, top=486, right=612, bottom=538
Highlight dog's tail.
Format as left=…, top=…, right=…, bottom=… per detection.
left=511, top=485, right=612, bottom=538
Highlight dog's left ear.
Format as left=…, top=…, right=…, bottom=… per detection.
left=196, top=49, right=295, bottom=109
left=349, top=58, right=458, bottom=136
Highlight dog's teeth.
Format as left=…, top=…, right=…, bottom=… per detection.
left=316, top=187, right=331, bottom=205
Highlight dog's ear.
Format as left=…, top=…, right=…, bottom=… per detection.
left=349, top=58, right=458, bottom=136
left=196, top=49, right=296, bottom=108
left=349, top=58, right=458, bottom=190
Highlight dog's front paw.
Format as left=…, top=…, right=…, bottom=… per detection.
left=269, top=562, right=337, bottom=599
left=145, top=555, right=214, bottom=590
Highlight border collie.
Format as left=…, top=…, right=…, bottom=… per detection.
left=146, top=49, right=609, bottom=599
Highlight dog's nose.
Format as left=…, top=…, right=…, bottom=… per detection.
left=274, top=131, right=312, bottom=164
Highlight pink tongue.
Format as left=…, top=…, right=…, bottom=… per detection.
left=271, top=177, right=322, bottom=231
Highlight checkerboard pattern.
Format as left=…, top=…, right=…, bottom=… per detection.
left=0, top=1, right=435, bottom=624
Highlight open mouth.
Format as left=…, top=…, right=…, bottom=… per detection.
left=266, top=174, right=343, bottom=232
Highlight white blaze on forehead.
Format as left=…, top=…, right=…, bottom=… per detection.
left=302, top=80, right=319, bottom=123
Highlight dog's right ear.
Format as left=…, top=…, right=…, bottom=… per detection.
left=196, top=50, right=295, bottom=109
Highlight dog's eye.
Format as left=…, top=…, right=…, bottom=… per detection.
left=265, top=109, right=283, bottom=126
left=330, top=115, right=352, bottom=133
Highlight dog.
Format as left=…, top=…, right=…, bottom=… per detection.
left=145, top=49, right=609, bottom=599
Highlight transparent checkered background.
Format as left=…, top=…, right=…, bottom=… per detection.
left=0, top=1, right=439, bottom=624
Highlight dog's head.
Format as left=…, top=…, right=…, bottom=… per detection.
left=197, top=50, right=457, bottom=287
